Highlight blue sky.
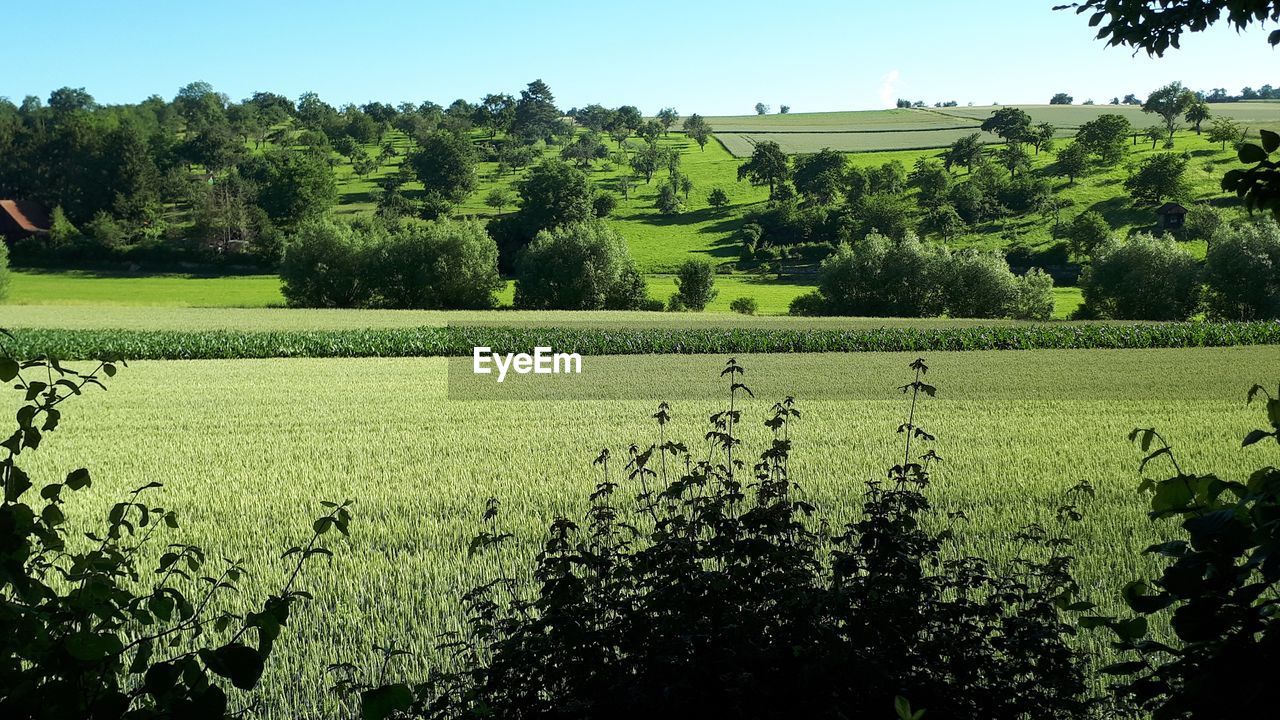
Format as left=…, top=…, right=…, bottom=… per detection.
left=3, top=1, right=1270, bottom=115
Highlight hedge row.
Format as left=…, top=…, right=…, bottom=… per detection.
left=4, top=322, right=1279, bottom=360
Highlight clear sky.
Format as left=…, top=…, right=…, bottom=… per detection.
left=2, top=0, right=1270, bottom=115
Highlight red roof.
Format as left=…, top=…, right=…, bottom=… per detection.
left=0, top=200, right=50, bottom=233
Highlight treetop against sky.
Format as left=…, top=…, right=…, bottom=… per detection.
left=3, top=0, right=1275, bottom=115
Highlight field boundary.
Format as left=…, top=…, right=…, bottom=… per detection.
left=3, top=322, right=1278, bottom=360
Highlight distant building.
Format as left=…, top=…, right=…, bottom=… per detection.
left=0, top=199, right=51, bottom=244
left=1155, top=202, right=1188, bottom=230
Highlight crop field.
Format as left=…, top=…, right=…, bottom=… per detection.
left=2, top=271, right=286, bottom=307
left=7, top=346, right=1277, bottom=717
left=708, top=102, right=1280, bottom=155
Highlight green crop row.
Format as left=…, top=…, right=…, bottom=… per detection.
left=4, top=321, right=1279, bottom=360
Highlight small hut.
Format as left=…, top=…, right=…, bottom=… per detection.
left=1155, top=202, right=1188, bottom=230
left=0, top=200, right=50, bottom=244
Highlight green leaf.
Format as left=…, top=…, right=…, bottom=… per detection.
left=1243, top=429, right=1273, bottom=447
left=0, top=357, right=18, bottom=382
left=1239, top=143, right=1268, bottom=164
left=200, top=643, right=265, bottom=691
left=1100, top=661, right=1147, bottom=676
left=1261, top=129, right=1280, bottom=154
left=66, top=631, right=123, bottom=662
left=66, top=468, right=91, bottom=490
left=1111, top=617, right=1148, bottom=642
left=362, top=684, right=414, bottom=720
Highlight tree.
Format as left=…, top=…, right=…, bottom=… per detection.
left=1202, top=219, right=1280, bottom=319
left=513, top=79, right=561, bottom=143
left=656, top=183, right=683, bottom=214
left=1123, top=93, right=1141, bottom=105
left=476, top=93, right=516, bottom=137
left=1143, top=82, right=1195, bottom=143
left=679, top=174, right=694, bottom=202
left=1059, top=0, right=1280, bottom=54
left=351, top=151, right=379, bottom=181
left=1144, top=125, right=1167, bottom=150
left=1075, top=114, right=1132, bottom=165
left=910, top=159, right=951, bottom=208
left=807, top=232, right=947, bottom=316
left=636, top=119, right=664, bottom=144
left=1065, top=210, right=1112, bottom=259
left=1207, top=116, right=1244, bottom=149
left=515, top=159, right=594, bottom=234
left=673, top=258, right=718, bottom=311
left=682, top=114, right=713, bottom=150
left=1125, top=153, right=1190, bottom=204
left=408, top=131, right=478, bottom=204
left=920, top=204, right=964, bottom=242
left=513, top=220, right=648, bottom=310
left=792, top=149, right=847, bottom=205
left=944, top=133, right=985, bottom=172
left=981, top=107, right=1032, bottom=143
left=560, top=132, right=608, bottom=168
left=368, top=218, right=505, bottom=309
left=0, top=239, right=9, bottom=301
left=754, top=102, right=770, bottom=115
left=280, top=218, right=378, bottom=307
left=242, top=147, right=337, bottom=228
left=630, top=142, right=664, bottom=183
left=943, top=249, right=1028, bottom=318
left=854, top=193, right=915, bottom=241
left=656, top=108, right=679, bottom=135
left=1185, top=100, right=1211, bottom=133
left=1050, top=93, right=1074, bottom=105
left=997, top=143, right=1032, bottom=178
left=1029, top=123, right=1056, bottom=154
left=611, top=105, right=643, bottom=135
left=485, top=187, right=514, bottom=215
left=779, top=105, right=791, bottom=114
left=707, top=187, right=730, bottom=210
left=1079, top=233, right=1201, bottom=320
left=737, top=141, right=790, bottom=197
left=1055, top=141, right=1089, bottom=184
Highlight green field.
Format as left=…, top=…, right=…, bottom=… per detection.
left=11, top=347, right=1276, bottom=717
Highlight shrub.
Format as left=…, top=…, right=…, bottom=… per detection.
left=811, top=233, right=947, bottom=317
left=1013, top=268, right=1056, bottom=321
left=340, top=359, right=1096, bottom=719
left=0, top=347, right=350, bottom=719
left=367, top=218, right=505, bottom=310
left=1182, top=204, right=1224, bottom=241
left=1066, top=211, right=1112, bottom=259
left=729, top=296, right=758, bottom=315
left=788, top=290, right=828, bottom=316
left=943, top=250, right=1022, bottom=319
left=672, top=258, right=718, bottom=311
left=592, top=192, right=618, bottom=218
left=513, top=220, right=649, bottom=310
left=84, top=211, right=129, bottom=249
left=1202, top=219, right=1280, bottom=319
left=1078, top=233, right=1201, bottom=320
left=0, top=241, right=9, bottom=301
left=280, top=218, right=379, bottom=308
left=1093, top=384, right=1280, bottom=719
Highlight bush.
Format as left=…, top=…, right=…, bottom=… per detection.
left=943, top=250, right=1022, bottom=319
left=513, top=220, right=649, bottom=310
left=1182, top=204, right=1224, bottom=241
left=1013, top=268, right=1056, bottom=321
left=788, top=290, right=828, bottom=316
left=0, top=241, right=9, bottom=301
left=1203, top=219, right=1280, bottom=319
left=1066, top=211, right=1112, bottom=259
left=281, top=217, right=505, bottom=309
left=280, top=218, right=379, bottom=308
left=729, top=296, right=758, bottom=315
left=1078, top=233, right=1201, bottom=320
left=0, top=348, right=349, bottom=719
left=811, top=233, right=946, bottom=317
left=672, top=258, right=718, bottom=311
left=342, top=359, right=1096, bottom=719
left=592, top=192, right=618, bottom=218
left=367, top=218, right=505, bottom=310
left=84, top=211, right=129, bottom=249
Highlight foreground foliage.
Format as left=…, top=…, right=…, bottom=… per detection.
left=0, top=338, right=350, bottom=718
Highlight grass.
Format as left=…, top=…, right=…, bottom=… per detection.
left=1, top=271, right=285, bottom=307
left=9, top=347, right=1277, bottom=717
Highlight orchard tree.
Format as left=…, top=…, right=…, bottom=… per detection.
left=576, top=104, right=615, bottom=132
left=792, top=148, right=848, bottom=205
left=1144, top=125, right=1167, bottom=149
left=656, top=107, right=679, bottom=135
left=408, top=130, right=478, bottom=203
left=944, top=133, right=985, bottom=172
left=630, top=142, right=663, bottom=183
left=1030, top=122, right=1057, bottom=154
left=1066, top=210, right=1112, bottom=259
left=1076, top=114, right=1132, bottom=165
left=477, top=93, right=515, bottom=137
left=1186, top=100, right=1211, bottom=133
left=516, top=159, right=595, bottom=233
left=707, top=187, right=729, bottom=210
left=754, top=102, right=770, bottom=115
left=636, top=119, right=664, bottom=144
left=1125, top=153, right=1190, bottom=204
left=1143, top=82, right=1195, bottom=143
left=1208, top=116, right=1244, bottom=149
left=920, top=204, right=964, bottom=242
left=612, top=105, right=643, bottom=134
left=737, top=140, right=789, bottom=197
left=981, top=107, right=1033, bottom=144
left=1050, top=93, right=1074, bottom=105
left=485, top=187, right=514, bottom=215
left=780, top=105, right=791, bottom=114
left=998, top=143, right=1031, bottom=178
left=560, top=132, right=608, bottom=168
left=682, top=114, right=713, bottom=150
left=1055, top=141, right=1089, bottom=184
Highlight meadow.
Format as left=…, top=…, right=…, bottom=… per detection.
left=9, top=346, right=1276, bottom=717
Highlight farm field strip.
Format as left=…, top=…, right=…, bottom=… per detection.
left=10, top=347, right=1277, bottom=718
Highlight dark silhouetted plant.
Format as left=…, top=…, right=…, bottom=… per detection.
left=337, top=358, right=1097, bottom=720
